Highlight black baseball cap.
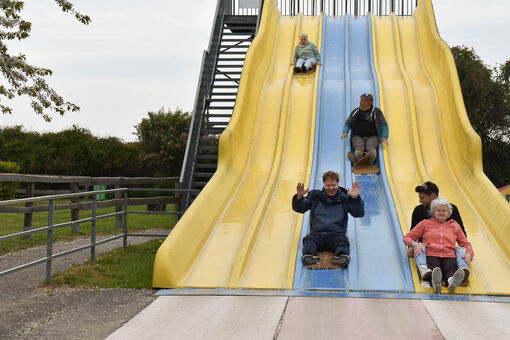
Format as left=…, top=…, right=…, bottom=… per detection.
left=415, top=181, right=439, bottom=196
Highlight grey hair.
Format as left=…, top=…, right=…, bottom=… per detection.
left=300, top=33, right=308, bottom=39
left=430, top=196, right=452, bottom=217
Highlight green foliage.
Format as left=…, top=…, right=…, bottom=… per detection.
left=0, top=160, right=20, bottom=199
left=0, top=125, right=144, bottom=176
left=134, top=108, right=191, bottom=176
left=0, top=0, right=90, bottom=120
left=452, top=46, right=510, bottom=187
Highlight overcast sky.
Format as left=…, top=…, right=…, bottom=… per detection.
left=1, top=0, right=509, bottom=142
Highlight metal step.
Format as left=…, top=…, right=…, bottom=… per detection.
left=222, top=31, right=255, bottom=37
left=220, top=46, right=249, bottom=50
left=194, top=172, right=214, bottom=178
left=191, top=182, right=207, bottom=188
left=214, top=65, right=243, bottom=68
left=221, top=38, right=253, bottom=42
left=203, top=123, right=230, bottom=128
left=216, top=71, right=242, bottom=75
left=198, top=146, right=218, bottom=152
left=206, top=108, right=234, bottom=112
left=195, top=163, right=217, bottom=169
left=217, top=58, right=246, bottom=62
left=197, top=154, right=218, bottom=160
left=202, top=128, right=225, bottom=134
left=199, top=137, right=219, bottom=143
left=210, top=92, right=238, bottom=96
left=211, top=85, right=239, bottom=89
left=220, top=51, right=247, bottom=55
left=207, top=98, right=236, bottom=102
left=204, top=115, right=233, bottom=119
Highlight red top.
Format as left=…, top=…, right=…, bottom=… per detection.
left=403, top=218, right=474, bottom=258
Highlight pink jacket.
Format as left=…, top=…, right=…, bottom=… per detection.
left=403, top=218, right=474, bottom=258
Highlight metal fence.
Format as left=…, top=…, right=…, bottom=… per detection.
left=0, top=187, right=196, bottom=285
left=228, top=0, right=417, bottom=16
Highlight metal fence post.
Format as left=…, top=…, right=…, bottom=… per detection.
left=46, top=199, right=54, bottom=285
left=123, top=190, right=128, bottom=248
left=91, top=194, right=97, bottom=262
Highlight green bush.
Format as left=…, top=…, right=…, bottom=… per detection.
left=0, top=160, right=21, bottom=199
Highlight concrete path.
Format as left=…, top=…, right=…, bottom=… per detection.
left=107, top=295, right=510, bottom=339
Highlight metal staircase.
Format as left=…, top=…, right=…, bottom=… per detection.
left=180, top=0, right=260, bottom=209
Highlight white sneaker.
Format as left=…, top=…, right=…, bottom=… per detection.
left=448, top=269, right=465, bottom=294
left=418, top=265, right=432, bottom=280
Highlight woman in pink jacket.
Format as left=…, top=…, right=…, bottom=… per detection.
left=403, top=196, right=474, bottom=294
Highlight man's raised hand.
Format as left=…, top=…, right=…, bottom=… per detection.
left=347, top=181, right=360, bottom=198
left=296, top=182, right=309, bottom=199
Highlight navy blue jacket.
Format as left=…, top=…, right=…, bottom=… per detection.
left=292, top=187, right=365, bottom=234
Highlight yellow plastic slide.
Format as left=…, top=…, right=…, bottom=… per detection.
left=372, top=0, right=510, bottom=295
left=153, top=2, right=322, bottom=289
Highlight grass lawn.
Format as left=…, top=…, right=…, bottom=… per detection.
left=0, top=204, right=175, bottom=255
left=48, top=239, right=162, bottom=289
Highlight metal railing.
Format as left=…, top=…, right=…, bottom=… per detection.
left=0, top=187, right=198, bottom=285
left=227, top=0, right=417, bottom=16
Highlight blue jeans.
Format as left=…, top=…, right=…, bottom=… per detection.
left=415, top=245, right=468, bottom=269
left=296, top=58, right=317, bottom=70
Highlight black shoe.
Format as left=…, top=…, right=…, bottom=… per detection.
left=332, top=254, right=350, bottom=267
left=302, top=254, right=320, bottom=265
left=301, top=66, right=308, bottom=73
left=294, top=66, right=300, bottom=74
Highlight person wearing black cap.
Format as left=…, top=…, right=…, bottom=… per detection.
left=408, top=181, right=471, bottom=283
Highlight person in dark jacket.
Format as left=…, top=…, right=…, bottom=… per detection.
left=292, top=171, right=365, bottom=267
left=404, top=196, right=474, bottom=294
left=408, top=181, right=471, bottom=282
left=341, top=93, right=389, bottom=165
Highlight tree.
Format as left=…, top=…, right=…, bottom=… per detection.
left=0, top=125, right=144, bottom=177
left=0, top=0, right=90, bottom=121
left=452, top=46, right=510, bottom=187
left=134, top=108, right=191, bottom=177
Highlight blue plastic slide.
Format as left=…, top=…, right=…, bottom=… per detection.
left=293, top=15, right=413, bottom=292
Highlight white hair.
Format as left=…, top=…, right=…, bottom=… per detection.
left=300, top=33, right=308, bottom=39
left=430, top=196, right=452, bottom=217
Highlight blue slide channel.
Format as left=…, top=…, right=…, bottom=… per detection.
left=293, top=15, right=413, bottom=292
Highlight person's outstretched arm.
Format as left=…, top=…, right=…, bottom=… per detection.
left=292, top=182, right=311, bottom=213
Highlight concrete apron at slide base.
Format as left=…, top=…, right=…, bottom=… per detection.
left=107, top=295, right=510, bottom=339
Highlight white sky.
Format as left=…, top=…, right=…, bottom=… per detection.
left=1, top=0, right=509, bottom=142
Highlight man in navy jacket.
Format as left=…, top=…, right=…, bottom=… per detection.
left=292, top=171, right=365, bottom=267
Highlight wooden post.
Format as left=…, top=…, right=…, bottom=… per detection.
left=70, top=182, right=80, bottom=234
left=23, top=182, right=35, bottom=237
